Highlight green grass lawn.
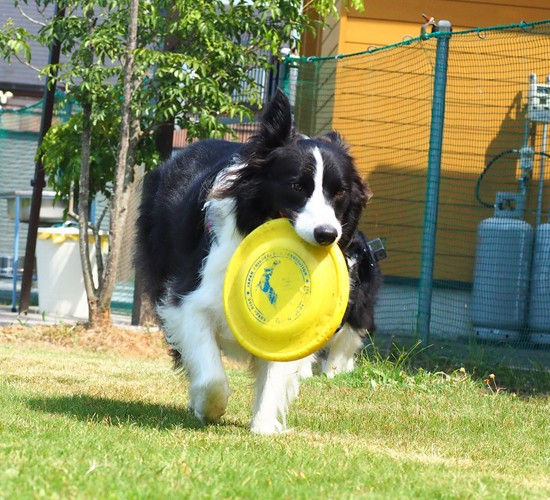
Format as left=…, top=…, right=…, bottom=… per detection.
left=1, top=335, right=549, bottom=499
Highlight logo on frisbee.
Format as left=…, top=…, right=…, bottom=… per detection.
left=244, top=250, right=311, bottom=326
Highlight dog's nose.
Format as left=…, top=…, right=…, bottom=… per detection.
left=314, top=225, right=338, bottom=245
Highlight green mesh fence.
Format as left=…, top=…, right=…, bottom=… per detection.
left=0, top=96, right=137, bottom=313
left=0, top=96, right=70, bottom=304
left=0, top=100, right=43, bottom=265
left=287, top=21, right=550, bottom=368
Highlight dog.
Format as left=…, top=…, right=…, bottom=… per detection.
left=135, top=89, right=374, bottom=434
left=319, top=230, right=382, bottom=377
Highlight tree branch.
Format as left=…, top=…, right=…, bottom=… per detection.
left=13, top=54, right=41, bottom=73
left=17, top=4, right=46, bottom=27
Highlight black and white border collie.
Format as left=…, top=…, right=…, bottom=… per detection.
left=320, top=230, right=382, bottom=377
left=136, top=90, right=376, bottom=434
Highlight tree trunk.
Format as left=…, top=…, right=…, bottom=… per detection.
left=78, top=100, right=102, bottom=327
left=95, top=0, right=141, bottom=323
left=76, top=7, right=108, bottom=329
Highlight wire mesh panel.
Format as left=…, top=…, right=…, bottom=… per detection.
left=288, top=21, right=550, bottom=366
left=290, top=39, right=437, bottom=338
left=435, top=23, right=550, bottom=349
left=0, top=102, right=42, bottom=259
left=0, top=96, right=72, bottom=303
left=442, top=23, right=550, bottom=348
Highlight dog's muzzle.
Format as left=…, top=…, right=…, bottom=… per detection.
left=313, top=225, right=339, bottom=246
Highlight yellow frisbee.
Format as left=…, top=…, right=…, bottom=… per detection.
left=223, top=218, right=350, bottom=361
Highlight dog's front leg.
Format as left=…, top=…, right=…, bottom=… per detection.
left=250, top=356, right=314, bottom=434
left=159, top=301, right=231, bottom=424
left=323, top=324, right=363, bottom=378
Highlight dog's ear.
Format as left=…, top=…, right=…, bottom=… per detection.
left=319, top=129, right=372, bottom=204
left=356, top=175, right=373, bottom=205
left=340, top=175, right=372, bottom=249
left=249, top=89, right=294, bottom=153
left=316, top=131, right=350, bottom=152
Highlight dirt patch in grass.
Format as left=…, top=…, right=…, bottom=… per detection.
left=0, top=322, right=168, bottom=359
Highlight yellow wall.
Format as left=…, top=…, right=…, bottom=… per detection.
left=339, top=0, right=550, bottom=53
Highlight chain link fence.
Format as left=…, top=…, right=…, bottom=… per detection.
left=285, top=20, right=550, bottom=368
left=0, top=96, right=73, bottom=307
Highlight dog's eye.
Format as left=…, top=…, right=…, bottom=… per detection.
left=292, top=183, right=304, bottom=192
left=335, top=188, right=346, bottom=197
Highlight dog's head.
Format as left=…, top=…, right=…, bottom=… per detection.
left=233, top=90, right=371, bottom=249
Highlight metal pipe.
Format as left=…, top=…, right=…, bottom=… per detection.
left=535, top=123, right=548, bottom=228
left=11, top=196, right=20, bottom=312
left=534, top=72, right=550, bottom=228
left=417, top=20, right=452, bottom=343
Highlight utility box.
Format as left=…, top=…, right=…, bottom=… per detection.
left=6, top=190, right=67, bottom=223
left=35, top=227, right=107, bottom=319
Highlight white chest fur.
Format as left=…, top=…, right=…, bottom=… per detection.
left=200, top=198, right=246, bottom=347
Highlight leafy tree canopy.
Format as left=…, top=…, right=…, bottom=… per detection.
left=0, top=0, right=365, bottom=200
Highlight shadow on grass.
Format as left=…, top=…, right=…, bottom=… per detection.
left=25, top=394, right=246, bottom=431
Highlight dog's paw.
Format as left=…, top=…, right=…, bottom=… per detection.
left=189, top=379, right=231, bottom=424
left=323, top=358, right=355, bottom=379
left=323, top=365, right=340, bottom=379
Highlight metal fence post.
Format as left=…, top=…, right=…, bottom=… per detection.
left=417, top=20, right=452, bottom=343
